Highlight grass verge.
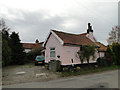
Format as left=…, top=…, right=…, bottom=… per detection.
left=61, top=65, right=120, bottom=77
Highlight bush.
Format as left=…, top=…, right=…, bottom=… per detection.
left=9, top=32, right=26, bottom=65
left=26, top=47, right=42, bottom=62
left=97, top=57, right=107, bottom=67
left=112, top=43, right=120, bottom=65
left=106, top=43, right=120, bottom=65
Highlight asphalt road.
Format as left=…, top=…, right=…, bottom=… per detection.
left=3, top=70, right=119, bottom=88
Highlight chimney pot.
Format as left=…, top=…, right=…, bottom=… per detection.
left=88, top=23, right=91, bottom=30
left=87, top=23, right=93, bottom=33
left=35, top=39, right=39, bottom=43
left=88, top=23, right=91, bottom=26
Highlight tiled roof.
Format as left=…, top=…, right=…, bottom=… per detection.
left=52, top=30, right=96, bottom=46
left=96, top=42, right=107, bottom=51
left=80, top=33, right=87, bottom=36
left=22, top=43, right=41, bottom=49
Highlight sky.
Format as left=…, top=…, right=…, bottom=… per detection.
left=0, top=0, right=119, bottom=45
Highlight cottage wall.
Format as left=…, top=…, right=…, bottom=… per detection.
left=45, top=34, right=63, bottom=63
left=61, top=46, right=80, bottom=65
left=45, top=33, right=99, bottom=65
left=61, top=46, right=99, bottom=65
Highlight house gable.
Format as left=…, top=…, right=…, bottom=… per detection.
left=44, top=31, right=64, bottom=63
left=43, top=30, right=64, bottom=47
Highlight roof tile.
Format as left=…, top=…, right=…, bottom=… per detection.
left=22, top=43, right=43, bottom=49
left=96, top=42, right=107, bottom=51
left=52, top=30, right=96, bottom=46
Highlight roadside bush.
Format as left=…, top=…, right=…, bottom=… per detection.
left=97, top=57, right=107, bottom=67
left=105, top=46, right=114, bottom=66
left=105, top=43, right=120, bottom=65
left=112, top=43, right=120, bottom=65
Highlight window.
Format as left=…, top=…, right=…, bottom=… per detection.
left=50, top=48, right=55, bottom=58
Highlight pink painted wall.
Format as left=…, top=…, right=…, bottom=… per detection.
left=45, top=33, right=99, bottom=65
left=61, top=46, right=99, bottom=65
left=61, top=46, right=80, bottom=65
left=45, top=34, right=63, bottom=63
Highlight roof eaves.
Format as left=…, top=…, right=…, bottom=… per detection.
left=51, top=30, right=64, bottom=45
left=63, top=43, right=82, bottom=47
left=43, top=30, right=52, bottom=47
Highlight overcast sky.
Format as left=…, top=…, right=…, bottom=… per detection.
left=0, top=0, right=119, bottom=45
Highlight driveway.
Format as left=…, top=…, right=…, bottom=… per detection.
left=3, top=70, right=119, bottom=88
left=2, top=63, right=61, bottom=85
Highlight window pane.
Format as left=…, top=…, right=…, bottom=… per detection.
left=50, top=51, right=55, bottom=58
left=50, top=49, right=55, bottom=58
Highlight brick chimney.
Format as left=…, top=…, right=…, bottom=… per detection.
left=86, top=23, right=96, bottom=42
left=87, top=23, right=93, bottom=34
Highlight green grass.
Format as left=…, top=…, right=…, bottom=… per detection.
left=61, top=65, right=119, bottom=77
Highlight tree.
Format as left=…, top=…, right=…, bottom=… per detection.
left=9, top=32, right=26, bottom=65
left=105, top=43, right=120, bottom=65
left=26, top=46, right=43, bottom=62
left=2, top=38, right=11, bottom=66
left=1, top=18, right=26, bottom=66
left=1, top=19, right=12, bottom=66
left=105, top=46, right=113, bottom=66
left=76, top=47, right=84, bottom=64
left=77, top=45, right=96, bottom=64
left=107, top=26, right=120, bottom=45
left=112, top=43, right=120, bottom=65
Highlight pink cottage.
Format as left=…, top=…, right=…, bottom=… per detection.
left=43, top=23, right=107, bottom=66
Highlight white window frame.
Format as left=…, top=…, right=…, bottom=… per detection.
left=50, top=48, right=56, bottom=59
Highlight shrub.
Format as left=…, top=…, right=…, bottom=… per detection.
left=97, top=57, right=107, bottom=67
left=26, top=47, right=42, bottom=62
left=77, top=45, right=96, bottom=64
left=112, top=43, right=120, bottom=65
left=106, top=43, right=120, bottom=65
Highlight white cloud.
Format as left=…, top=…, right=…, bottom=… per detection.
left=0, top=0, right=118, bottom=45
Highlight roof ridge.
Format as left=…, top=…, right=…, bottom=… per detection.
left=96, top=42, right=106, bottom=47
left=52, top=29, right=86, bottom=36
left=51, top=29, right=97, bottom=46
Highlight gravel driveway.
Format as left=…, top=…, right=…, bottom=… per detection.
left=2, top=63, right=61, bottom=85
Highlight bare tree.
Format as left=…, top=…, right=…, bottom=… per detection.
left=107, top=26, right=120, bottom=45
left=0, top=18, right=6, bottom=31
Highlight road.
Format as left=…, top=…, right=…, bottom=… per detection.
left=3, top=70, right=119, bottom=88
